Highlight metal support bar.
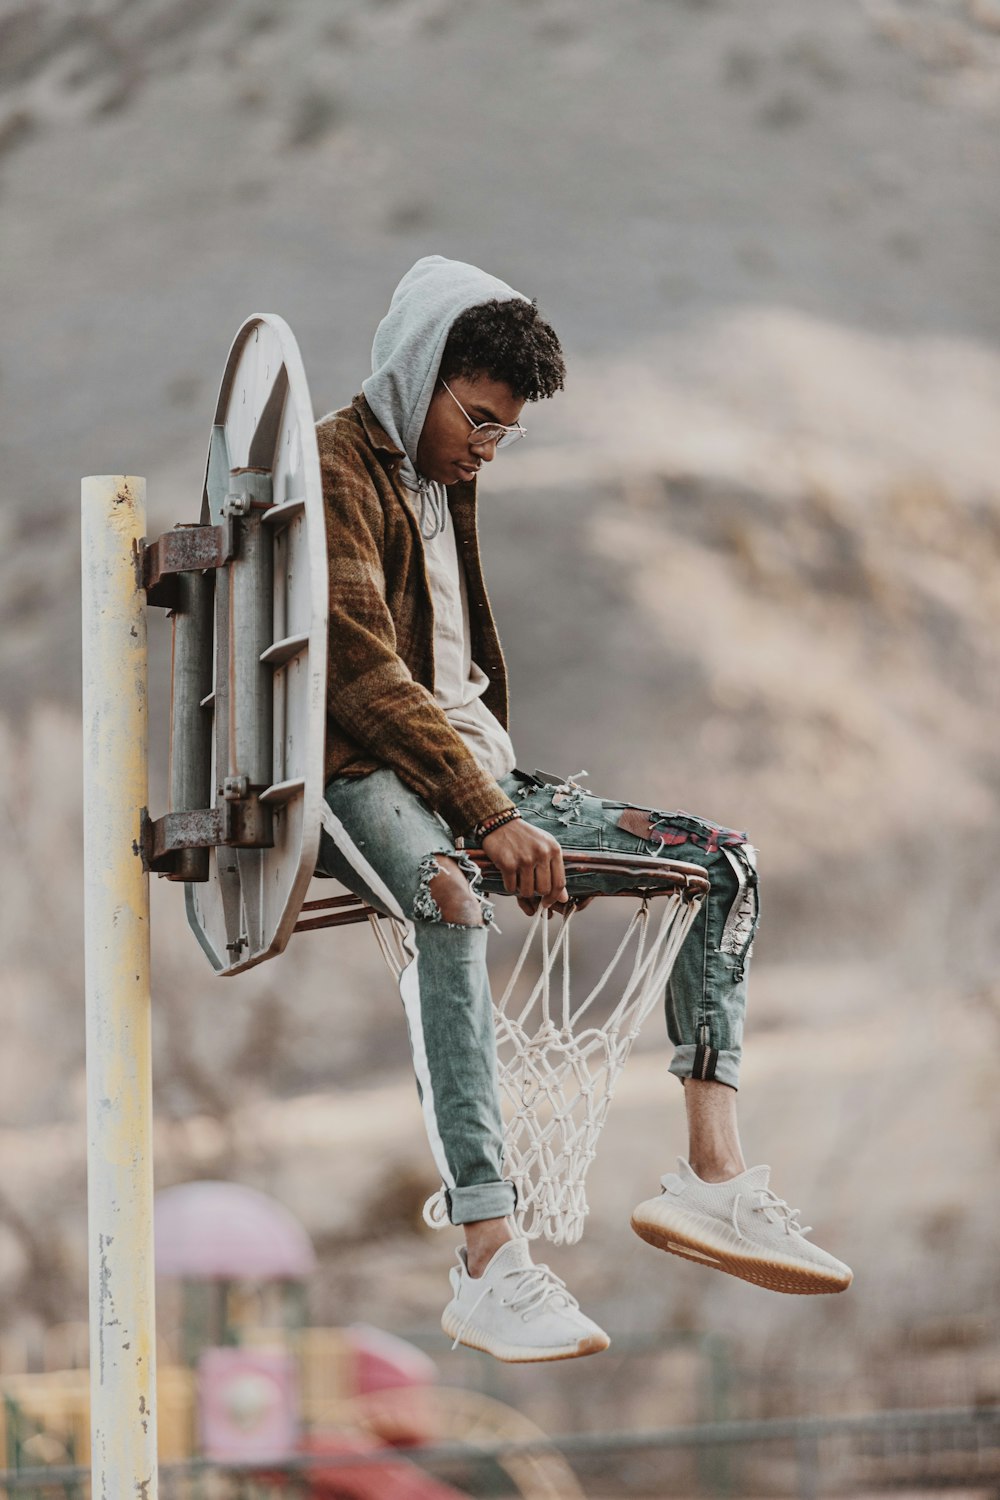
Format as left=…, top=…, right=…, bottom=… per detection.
left=142, top=521, right=233, bottom=609
left=293, top=893, right=388, bottom=933
left=81, top=474, right=159, bottom=1499
left=219, top=469, right=274, bottom=847
left=166, top=567, right=215, bottom=881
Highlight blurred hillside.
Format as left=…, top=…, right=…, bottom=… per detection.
left=1, top=0, right=999, bottom=1413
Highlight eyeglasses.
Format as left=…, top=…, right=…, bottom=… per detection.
left=441, top=380, right=526, bottom=450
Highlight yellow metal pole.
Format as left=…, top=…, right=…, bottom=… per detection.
left=81, top=475, right=158, bottom=1498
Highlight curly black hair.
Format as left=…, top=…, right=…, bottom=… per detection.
left=438, top=298, right=566, bottom=403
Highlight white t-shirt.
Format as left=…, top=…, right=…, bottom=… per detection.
left=409, top=496, right=517, bottom=783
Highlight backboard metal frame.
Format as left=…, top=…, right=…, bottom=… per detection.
left=143, top=314, right=328, bottom=975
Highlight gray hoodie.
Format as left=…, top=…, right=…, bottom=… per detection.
left=361, top=254, right=529, bottom=524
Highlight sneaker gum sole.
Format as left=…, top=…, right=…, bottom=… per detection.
left=630, top=1203, right=852, bottom=1297
left=441, top=1308, right=610, bottom=1363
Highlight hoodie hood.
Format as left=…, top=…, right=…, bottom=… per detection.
left=361, top=255, right=530, bottom=491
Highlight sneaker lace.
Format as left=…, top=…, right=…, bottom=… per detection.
left=731, top=1187, right=812, bottom=1239
left=450, top=1261, right=579, bottom=1351
left=504, top=1261, right=578, bottom=1317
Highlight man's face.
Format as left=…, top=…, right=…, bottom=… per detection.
left=415, top=373, right=525, bottom=486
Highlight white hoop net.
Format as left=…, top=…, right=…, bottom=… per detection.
left=484, top=879, right=702, bottom=1243
left=368, top=853, right=706, bottom=1247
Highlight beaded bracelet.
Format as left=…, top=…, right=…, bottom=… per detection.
left=475, top=806, right=521, bottom=842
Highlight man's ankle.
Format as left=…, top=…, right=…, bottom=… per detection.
left=464, top=1216, right=515, bottom=1278
left=688, top=1157, right=746, bottom=1184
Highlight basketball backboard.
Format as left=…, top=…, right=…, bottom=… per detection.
left=167, top=315, right=328, bottom=975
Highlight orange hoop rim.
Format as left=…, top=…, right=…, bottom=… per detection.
left=295, top=850, right=708, bottom=933
left=465, top=847, right=709, bottom=901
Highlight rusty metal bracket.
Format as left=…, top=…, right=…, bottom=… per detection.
left=143, top=521, right=234, bottom=609
left=140, top=806, right=224, bottom=876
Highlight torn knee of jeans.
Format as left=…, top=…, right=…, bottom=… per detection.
left=412, top=852, right=496, bottom=928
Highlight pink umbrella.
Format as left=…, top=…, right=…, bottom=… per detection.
left=155, top=1181, right=317, bottom=1281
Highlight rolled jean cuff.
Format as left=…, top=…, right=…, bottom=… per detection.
left=446, top=1180, right=517, bottom=1225
left=669, top=1045, right=741, bottom=1091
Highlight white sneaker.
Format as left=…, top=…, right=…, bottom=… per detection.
left=441, top=1238, right=610, bottom=1362
left=631, top=1158, right=853, bottom=1296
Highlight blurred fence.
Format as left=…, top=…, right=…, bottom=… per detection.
left=2, top=1403, right=1000, bottom=1499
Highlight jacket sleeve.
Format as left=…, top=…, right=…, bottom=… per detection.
left=321, top=435, right=515, bottom=837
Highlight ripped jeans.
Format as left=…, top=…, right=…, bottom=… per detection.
left=319, top=767, right=759, bottom=1226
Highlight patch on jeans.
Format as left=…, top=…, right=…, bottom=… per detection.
left=616, top=808, right=749, bottom=853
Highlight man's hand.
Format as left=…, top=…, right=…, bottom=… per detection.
left=481, top=818, right=569, bottom=917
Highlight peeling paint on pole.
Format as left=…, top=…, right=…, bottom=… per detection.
left=82, top=475, right=159, bottom=1497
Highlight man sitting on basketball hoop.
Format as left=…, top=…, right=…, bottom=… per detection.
left=317, top=255, right=851, bottom=1363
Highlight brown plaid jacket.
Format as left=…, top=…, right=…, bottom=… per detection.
left=317, top=393, right=517, bottom=836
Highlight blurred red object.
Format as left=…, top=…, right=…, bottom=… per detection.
left=342, top=1324, right=439, bottom=1447
left=345, top=1323, right=437, bottom=1395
